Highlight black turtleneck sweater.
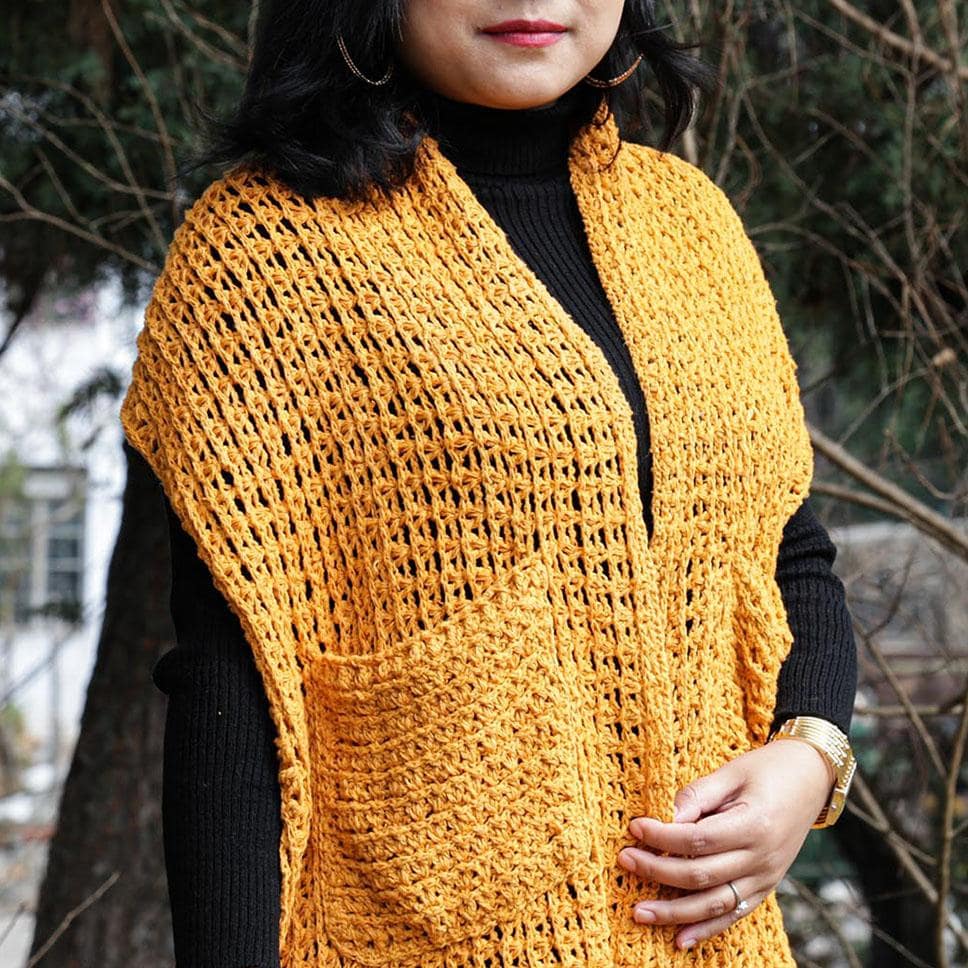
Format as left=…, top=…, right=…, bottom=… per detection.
left=149, top=83, right=858, bottom=968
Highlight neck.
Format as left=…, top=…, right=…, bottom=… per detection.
left=412, top=83, right=604, bottom=178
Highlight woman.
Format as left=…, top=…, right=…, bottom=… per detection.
left=123, top=1, right=859, bottom=965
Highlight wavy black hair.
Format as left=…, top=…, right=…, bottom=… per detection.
left=193, top=1, right=718, bottom=202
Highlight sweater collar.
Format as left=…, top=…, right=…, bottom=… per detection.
left=411, top=82, right=605, bottom=178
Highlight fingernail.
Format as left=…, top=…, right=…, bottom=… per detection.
left=617, top=849, right=636, bottom=872
left=628, top=819, right=644, bottom=839
left=680, top=937, right=696, bottom=949
left=634, top=906, right=656, bottom=923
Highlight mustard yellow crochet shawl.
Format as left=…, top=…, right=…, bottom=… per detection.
left=122, top=98, right=814, bottom=967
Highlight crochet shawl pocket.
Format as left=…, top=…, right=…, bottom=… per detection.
left=305, top=548, right=596, bottom=963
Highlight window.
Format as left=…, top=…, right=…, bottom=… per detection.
left=0, top=466, right=86, bottom=627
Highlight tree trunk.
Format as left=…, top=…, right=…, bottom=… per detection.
left=28, top=442, right=173, bottom=968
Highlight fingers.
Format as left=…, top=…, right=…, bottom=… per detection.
left=627, top=804, right=755, bottom=858
left=620, top=838, right=771, bottom=950
left=631, top=876, right=763, bottom=932
left=671, top=757, right=750, bottom=823
left=617, top=844, right=751, bottom=892
left=651, top=882, right=769, bottom=952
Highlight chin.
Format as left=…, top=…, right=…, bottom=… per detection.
left=476, top=86, right=570, bottom=111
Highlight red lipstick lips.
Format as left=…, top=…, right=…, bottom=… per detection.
left=481, top=19, right=567, bottom=47
left=481, top=19, right=567, bottom=33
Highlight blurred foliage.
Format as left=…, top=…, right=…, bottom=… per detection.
left=671, top=0, right=966, bottom=517
left=2, top=0, right=250, bottom=313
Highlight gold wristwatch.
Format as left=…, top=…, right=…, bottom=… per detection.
left=766, top=716, right=856, bottom=828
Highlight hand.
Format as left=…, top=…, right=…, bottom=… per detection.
left=617, top=739, right=835, bottom=951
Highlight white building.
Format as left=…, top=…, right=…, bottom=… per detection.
left=0, top=279, right=141, bottom=965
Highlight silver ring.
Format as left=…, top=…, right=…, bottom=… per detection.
left=727, top=881, right=750, bottom=915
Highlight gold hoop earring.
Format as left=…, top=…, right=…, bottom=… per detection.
left=583, top=52, right=644, bottom=88
left=336, top=33, right=394, bottom=86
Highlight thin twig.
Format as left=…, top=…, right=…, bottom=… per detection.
left=855, top=703, right=965, bottom=717
left=0, top=175, right=158, bottom=274
left=100, top=0, right=180, bottom=226
left=25, top=871, right=121, bottom=967
left=809, top=423, right=968, bottom=562
left=848, top=774, right=968, bottom=952
left=788, top=876, right=864, bottom=968
left=820, top=0, right=968, bottom=79
left=858, top=628, right=947, bottom=780
left=152, top=0, right=246, bottom=72
left=935, top=682, right=968, bottom=968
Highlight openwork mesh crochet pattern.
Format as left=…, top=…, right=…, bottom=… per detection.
left=122, top=98, right=813, bottom=967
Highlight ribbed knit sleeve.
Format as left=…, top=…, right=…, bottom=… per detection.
left=770, top=498, right=858, bottom=738
left=152, top=494, right=282, bottom=968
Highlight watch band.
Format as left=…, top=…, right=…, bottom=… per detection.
left=767, top=716, right=856, bottom=828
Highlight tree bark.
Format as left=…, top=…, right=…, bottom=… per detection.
left=28, top=442, right=173, bottom=968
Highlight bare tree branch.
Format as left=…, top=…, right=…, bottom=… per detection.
left=0, top=174, right=159, bottom=275
left=99, top=0, right=181, bottom=226
left=821, top=0, right=968, bottom=79
left=936, top=683, right=968, bottom=967
left=808, top=423, right=968, bottom=560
